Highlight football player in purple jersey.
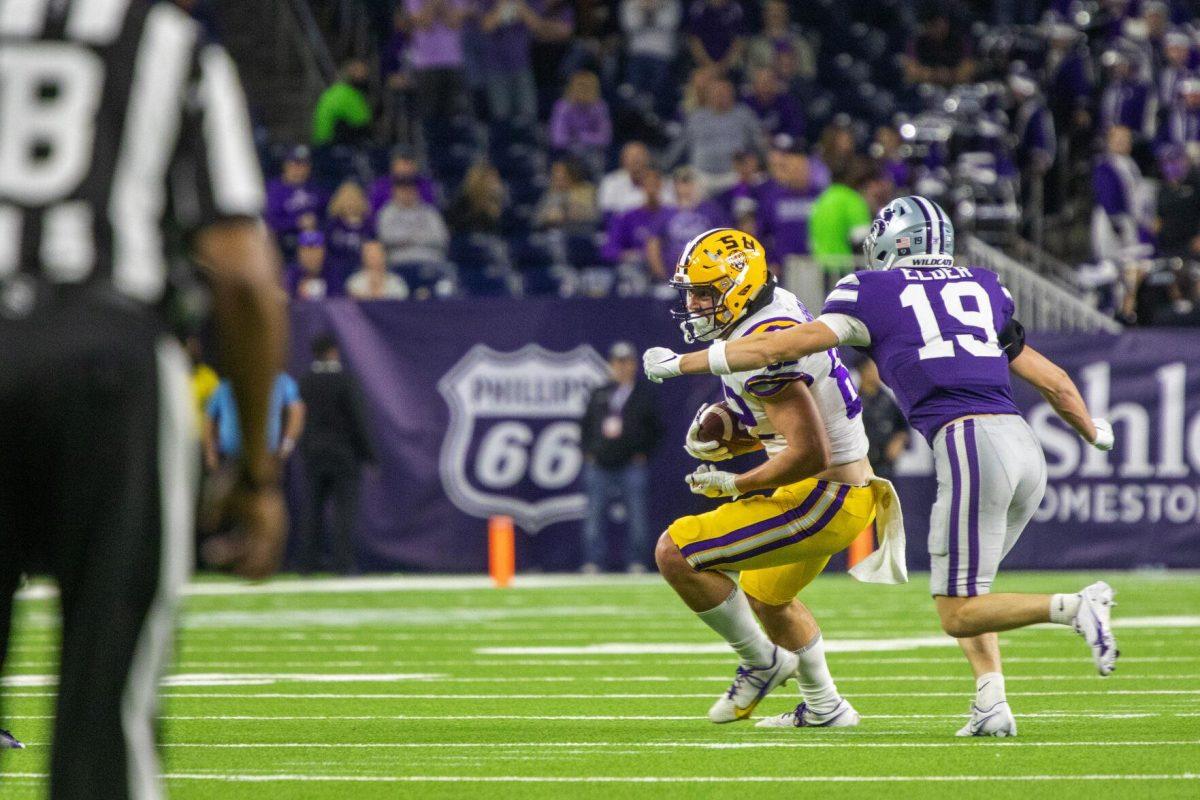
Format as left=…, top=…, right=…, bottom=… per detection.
left=644, top=196, right=1118, bottom=738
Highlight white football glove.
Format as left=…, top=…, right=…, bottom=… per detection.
left=1090, top=418, right=1114, bottom=451
left=685, top=464, right=741, bottom=499
left=685, top=404, right=732, bottom=461
left=643, top=346, right=682, bottom=383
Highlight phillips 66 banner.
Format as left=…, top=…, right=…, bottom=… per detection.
left=289, top=299, right=717, bottom=571
left=289, top=299, right=1200, bottom=572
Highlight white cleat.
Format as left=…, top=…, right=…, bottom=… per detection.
left=755, top=698, right=861, bottom=728
left=955, top=700, right=1018, bottom=737
left=708, top=646, right=799, bottom=723
left=1073, top=581, right=1119, bottom=676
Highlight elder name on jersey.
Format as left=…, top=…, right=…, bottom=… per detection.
left=821, top=266, right=1020, bottom=443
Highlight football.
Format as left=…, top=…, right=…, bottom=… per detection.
left=695, top=401, right=761, bottom=456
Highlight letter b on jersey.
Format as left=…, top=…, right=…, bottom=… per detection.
left=0, top=46, right=103, bottom=205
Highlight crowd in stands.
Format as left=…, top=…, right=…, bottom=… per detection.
left=251, top=0, right=1200, bottom=325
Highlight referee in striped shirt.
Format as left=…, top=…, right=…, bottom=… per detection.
left=0, top=1, right=286, bottom=797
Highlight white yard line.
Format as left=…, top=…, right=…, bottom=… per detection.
left=7, top=689, right=1198, bottom=700
left=13, top=574, right=664, bottom=601
left=6, top=672, right=1197, bottom=688
left=0, top=712, right=1173, bottom=722
left=6, top=772, right=1198, bottom=784
left=475, top=637, right=958, bottom=655
left=13, top=740, right=1200, bottom=750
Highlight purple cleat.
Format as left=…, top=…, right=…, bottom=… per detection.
left=0, top=729, right=24, bottom=749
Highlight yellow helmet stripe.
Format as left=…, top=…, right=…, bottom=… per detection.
left=677, top=227, right=738, bottom=270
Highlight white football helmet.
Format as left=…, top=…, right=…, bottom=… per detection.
left=862, top=195, right=955, bottom=270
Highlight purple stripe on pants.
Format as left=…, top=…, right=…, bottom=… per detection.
left=703, top=484, right=851, bottom=569
left=945, top=423, right=961, bottom=596
left=964, top=419, right=981, bottom=597
left=679, top=481, right=828, bottom=558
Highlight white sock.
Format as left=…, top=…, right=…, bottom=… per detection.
left=795, top=634, right=840, bottom=715
left=1049, top=593, right=1082, bottom=625
left=975, top=672, right=1006, bottom=709
left=695, top=587, right=776, bottom=666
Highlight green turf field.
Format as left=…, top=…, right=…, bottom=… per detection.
left=1, top=571, right=1198, bottom=799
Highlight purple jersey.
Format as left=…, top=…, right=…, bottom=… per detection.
left=822, top=266, right=1020, bottom=442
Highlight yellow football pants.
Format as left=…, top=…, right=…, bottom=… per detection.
left=666, top=477, right=877, bottom=606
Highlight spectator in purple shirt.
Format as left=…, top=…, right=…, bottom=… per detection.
left=646, top=166, right=729, bottom=278
left=870, top=125, right=911, bottom=193
left=265, top=146, right=325, bottom=257
left=369, top=147, right=439, bottom=214
left=549, top=71, right=613, bottom=178
left=406, top=0, right=472, bottom=124
left=743, top=67, right=805, bottom=141
left=1158, top=31, right=1195, bottom=107
left=1099, top=45, right=1159, bottom=142
left=686, top=0, right=745, bottom=77
left=324, top=181, right=375, bottom=296
left=1092, top=125, right=1154, bottom=269
left=1164, top=78, right=1200, bottom=151
left=745, top=0, right=816, bottom=85
left=1041, top=22, right=1095, bottom=137
left=757, top=147, right=821, bottom=268
left=602, top=168, right=672, bottom=284
left=479, top=1, right=568, bottom=127
left=1009, top=65, right=1057, bottom=218
left=287, top=230, right=330, bottom=301
left=715, top=150, right=767, bottom=228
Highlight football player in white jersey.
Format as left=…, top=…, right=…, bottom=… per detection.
left=654, top=229, right=907, bottom=727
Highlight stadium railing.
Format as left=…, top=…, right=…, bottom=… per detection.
left=964, top=238, right=1123, bottom=333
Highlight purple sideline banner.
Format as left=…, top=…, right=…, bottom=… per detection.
left=289, top=300, right=1200, bottom=572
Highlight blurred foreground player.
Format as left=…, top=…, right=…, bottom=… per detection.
left=0, top=1, right=286, bottom=796
left=646, top=197, right=1118, bottom=738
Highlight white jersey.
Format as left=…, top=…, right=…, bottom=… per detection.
left=720, top=288, right=869, bottom=464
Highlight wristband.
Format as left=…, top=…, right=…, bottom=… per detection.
left=708, top=340, right=732, bottom=375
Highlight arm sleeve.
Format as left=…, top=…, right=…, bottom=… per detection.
left=817, top=313, right=871, bottom=347
left=170, top=42, right=265, bottom=234
left=998, top=317, right=1026, bottom=362
left=818, top=273, right=871, bottom=346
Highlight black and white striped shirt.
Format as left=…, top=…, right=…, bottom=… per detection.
left=0, top=0, right=263, bottom=309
